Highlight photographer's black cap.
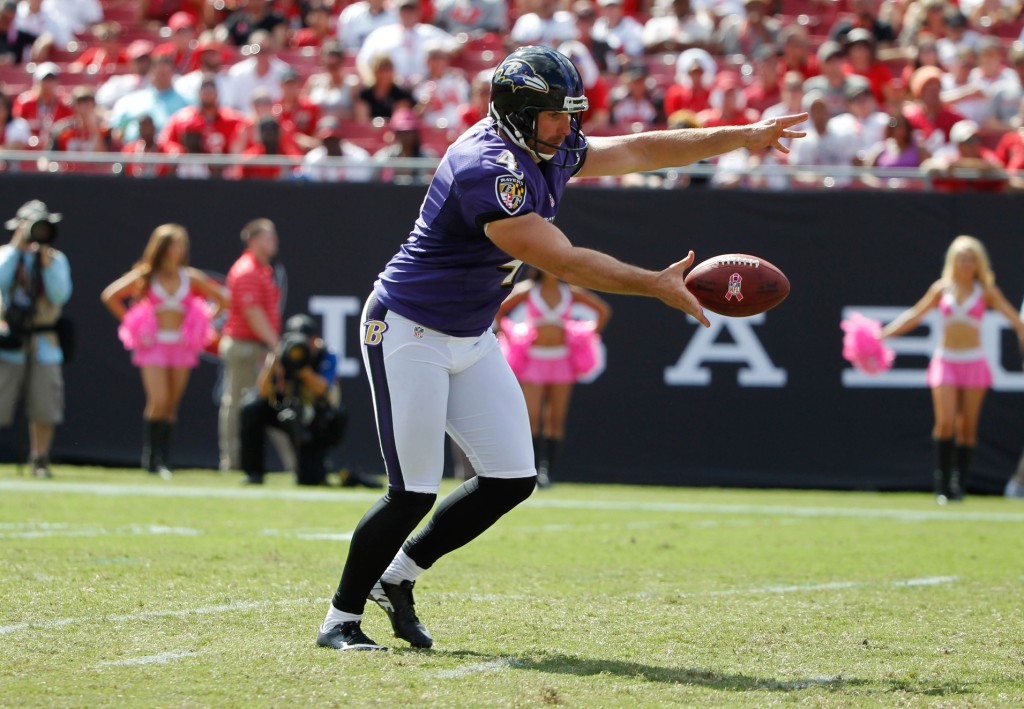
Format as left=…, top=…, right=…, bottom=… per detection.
left=285, top=314, right=318, bottom=338
left=5, top=200, right=62, bottom=230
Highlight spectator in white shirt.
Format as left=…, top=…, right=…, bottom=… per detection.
left=509, top=0, right=579, bottom=49
left=642, top=0, right=714, bottom=54
left=41, top=0, right=102, bottom=34
left=337, top=0, right=397, bottom=53
left=300, top=116, right=374, bottom=182
left=356, top=0, right=459, bottom=87
left=593, top=0, right=645, bottom=58
left=96, top=40, right=153, bottom=109
left=14, top=0, right=71, bottom=61
left=174, top=34, right=231, bottom=104
left=414, top=44, right=470, bottom=129
left=221, top=30, right=293, bottom=112
left=828, top=81, right=890, bottom=164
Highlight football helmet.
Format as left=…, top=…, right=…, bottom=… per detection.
left=489, top=46, right=589, bottom=167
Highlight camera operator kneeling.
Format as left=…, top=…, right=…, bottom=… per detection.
left=240, top=314, right=345, bottom=486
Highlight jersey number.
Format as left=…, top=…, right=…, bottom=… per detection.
left=498, top=259, right=524, bottom=287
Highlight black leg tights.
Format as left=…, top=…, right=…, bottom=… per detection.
left=332, top=489, right=436, bottom=614
left=403, top=475, right=537, bottom=569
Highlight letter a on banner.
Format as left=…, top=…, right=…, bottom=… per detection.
left=664, top=314, right=787, bottom=387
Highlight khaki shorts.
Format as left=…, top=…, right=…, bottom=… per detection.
left=0, top=361, right=65, bottom=426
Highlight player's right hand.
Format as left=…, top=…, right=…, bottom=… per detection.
left=659, top=252, right=710, bottom=328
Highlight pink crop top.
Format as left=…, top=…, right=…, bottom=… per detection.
left=937, top=283, right=985, bottom=328
left=526, top=283, right=572, bottom=328
left=147, top=267, right=191, bottom=313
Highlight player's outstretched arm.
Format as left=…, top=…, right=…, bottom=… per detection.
left=577, top=113, right=808, bottom=179
left=486, top=213, right=710, bottom=327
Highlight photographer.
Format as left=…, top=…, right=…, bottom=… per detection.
left=0, top=200, right=72, bottom=478
left=239, top=314, right=345, bottom=486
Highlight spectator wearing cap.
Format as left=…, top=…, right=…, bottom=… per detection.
left=120, top=114, right=182, bottom=178
left=610, top=60, right=661, bottom=128
left=49, top=87, right=112, bottom=170
left=11, top=62, right=72, bottom=146
left=663, top=47, right=716, bottom=115
left=641, top=0, right=714, bottom=55
left=160, top=74, right=245, bottom=156
left=174, top=32, right=230, bottom=102
left=744, top=44, right=782, bottom=114
left=221, top=30, right=292, bottom=112
left=714, top=0, right=779, bottom=58
left=299, top=115, right=374, bottom=182
left=71, top=21, right=126, bottom=74
left=432, top=0, right=508, bottom=36
left=962, top=0, right=1019, bottom=36
left=777, top=24, right=818, bottom=83
left=337, top=0, right=396, bottom=52
left=593, top=0, right=645, bottom=58
left=156, top=11, right=200, bottom=76
left=110, top=50, right=190, bottom=144
left=413, top=43, right=470, bottom=130
left=12, top=0, right=72, bottom=63
left=788, top=89, right=859, bottom=187
left=275, top=68, right=321, bottom=151
left=357, top=0, right=459, bottom=87
left=803, top=40, right=859, bottom=118
left=372, top=106, right=438, bottom=184
left=904, top=65, right=965, bottom=152
left=762, top=70, right=808, bottom=128
left=558, top=40, right=611, bottom=128
left=224, top=0, right=287, bottom=47
left=842, top=27, right=893, bottom=106
left=828, top=80, right=890, bottom=164
left=96, top=40, right=155, bottom=109
left=508, top=0, right=578, bottom=51
left=921, top=118, right=1007, bottom=191
left=303, top=40, right=357, bottom=120
left=829, top=0, right=896, bottom=48
left=698, top=71, right=761, bottom=128
left=355, top=52, right=414, bottom=121
left=939, top=45, right=988, bottom=125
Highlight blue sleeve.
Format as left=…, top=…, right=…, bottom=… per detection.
left=317, top=350, right=338, bottom=383
left=41, top=251, right=72, bottom=307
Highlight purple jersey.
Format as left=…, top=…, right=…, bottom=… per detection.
left=374, top=117, right=586, bottom=337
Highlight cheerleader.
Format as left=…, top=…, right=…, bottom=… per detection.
left=497, top=269, right=612, bottom=488
left=101, top=224, right=229, bottom=478
left=880, top=235, right=1024, bottom=503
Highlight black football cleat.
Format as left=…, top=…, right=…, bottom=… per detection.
left=368, top=580, right=434, bottom=649
left=316, top=621, right=387, bottom=651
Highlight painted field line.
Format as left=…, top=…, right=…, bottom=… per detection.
left=3, top=480, right=1024, bottom=523
left=677, top=575, right=959, bottom=598
left=0, top=522, right=201, bottom=540
left=99, top=651, right=197, bottom=667
left=0, top=597, right=325, bottom=636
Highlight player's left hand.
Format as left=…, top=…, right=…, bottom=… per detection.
left=748, top=113, right=808, bottom=154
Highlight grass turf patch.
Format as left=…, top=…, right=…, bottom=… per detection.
left=1, top=466, right=1023, bottom=707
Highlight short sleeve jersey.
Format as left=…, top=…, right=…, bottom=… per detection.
left=374, top=116, right=587, bottom=337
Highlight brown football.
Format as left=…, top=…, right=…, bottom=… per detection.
left=683, top=254, right=790, bottom=317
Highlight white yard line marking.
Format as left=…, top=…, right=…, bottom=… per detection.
left=0, top=522, right=201, bottom=540
left=676, top=576, right=959, bottom=599
left=0, top=598, right=324, bottom=636
left=3, top=480, right=1023, bottom=523
left=99, top=651, right=197, bottom=666
left=260, top=529, right=355, bottom=542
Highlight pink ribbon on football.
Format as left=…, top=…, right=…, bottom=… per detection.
left=840, top=312, right=895, bottom=375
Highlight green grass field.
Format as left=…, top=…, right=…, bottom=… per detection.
left=2, top=466, right=1023, bottom=708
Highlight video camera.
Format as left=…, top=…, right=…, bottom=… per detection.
left=27, top=220, right=57, bottom=245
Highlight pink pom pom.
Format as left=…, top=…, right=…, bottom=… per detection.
left=841, top=312, right=895, bottom=374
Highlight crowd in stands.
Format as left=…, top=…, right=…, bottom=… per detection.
left=1, top=0, right=1024, bottom=189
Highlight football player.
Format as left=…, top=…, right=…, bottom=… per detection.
left=317, top=45, right=807, bottom=650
